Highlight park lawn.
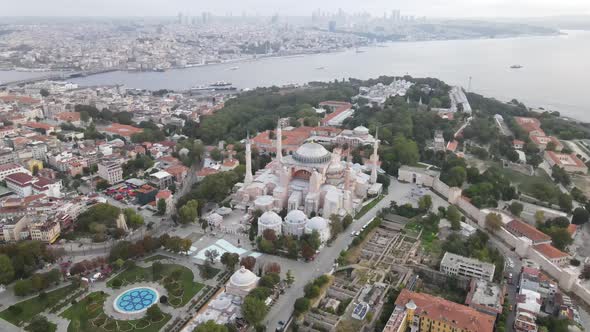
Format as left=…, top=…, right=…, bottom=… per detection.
left=500, top=168, right=560, bottom=203
left=62, top=292, right=170, bottom=332
left=107, top=263, right=206, bottom=307
left=355, top=195, right=385, bottom=220
left=0, top=283, right=78, bottom=326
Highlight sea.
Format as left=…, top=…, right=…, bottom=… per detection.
left=2, top=30, right=590, bottom=122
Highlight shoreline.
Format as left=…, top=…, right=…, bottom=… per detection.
left=0, top=30, right=561, bottom=76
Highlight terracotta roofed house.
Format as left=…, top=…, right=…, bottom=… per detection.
left=506, top=219, right=552, bottom=245
left=533, top=243, right=570, bottom=266
left=544, top=151, right=588, bottom=174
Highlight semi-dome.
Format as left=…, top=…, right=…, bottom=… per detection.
left=259, top=211, right=282, bottom=226
left=293, top=142, right=331, bottom=164
left=285, top=210, right=307, bottom=224
left=229, top=266, right=258, bottom=288
left=353, top=126, right=369, bottom=136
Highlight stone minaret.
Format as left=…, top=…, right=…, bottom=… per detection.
left=245, top=133, right=253, bottom=185
left=370, top=128, right=379, bottom=184
left=276, top=120, right=283, bottom=163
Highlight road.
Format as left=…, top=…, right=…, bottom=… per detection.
left=263, top=178, right=412, bottom=331
left=485, top=228, right=522, bottom=332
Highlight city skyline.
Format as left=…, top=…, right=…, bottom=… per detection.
left=1, top=0, right=590, bottom=18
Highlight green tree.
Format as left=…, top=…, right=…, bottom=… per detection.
left=123, top=208, right=144, bottom=228
left=241, top=296, right=267, bottom=326
left=293, top=297, right=311, bottom=316
left=446, top=206, right=461, bottom=231
left=14, top=279, right=33, bottom=296
left=418, top=195, right=433, bottom=212
left=441, top=166, right=466, bottom=187
left=193, top=320, right=228, bottom=332
left=157, top=199, right=167, bottom=215
left=485, top=213, right=503, bottom=233
left=220, top=252, right=240, bottom=271
left=40, top=89, right=50, bottom=97
left=572, top=207, right=590, bottom=225
left=146, top=304, right=163, bottom=321
left=179, top=199, right=199, bottom=224
left=210, top=148, right=223, bottom=161
left=558, top=193, right=573, bottom=212
left=391, top=135, right=419, bottom=166
left=27, top=315, right=55, bottom=332
left=0, top=254, right=15, bottom=284
left=509, top=202, right=524, bottom=217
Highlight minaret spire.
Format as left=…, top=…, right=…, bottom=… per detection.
left=276, top=119, right=282, bottom=163
left=244, top=131, right=253, bottom=185
left=370, top=127, right=379, bottom=184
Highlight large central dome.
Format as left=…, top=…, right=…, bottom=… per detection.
left=293, top=142, right=331, bottom=164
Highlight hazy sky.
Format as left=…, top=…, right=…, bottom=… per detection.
left=2, top=0, right=590, bottom=18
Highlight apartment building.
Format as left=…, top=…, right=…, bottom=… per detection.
left=98, top=161, right=123, bottom=184
left=383, top=289, right=495, bottom=332
left=440, top=252, right=496, bottom=282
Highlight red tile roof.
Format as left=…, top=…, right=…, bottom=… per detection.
left=5, top=172, right=34, bottom=186
left=545, top=151, right=587, bottom=168
left=0, top=95, right=41, bottom=104
left=446, top=140, right=459, bottom=152
left=395, top=289, right=495, bottom=332
left=319, top=101, right=353, bottom=125
left=533, top=243, right=570, bottom=260
left=197, top=167, right=218, bottom=177
left=156, top=190, right=172, bottom=200
left=55, top=112, right=81, bottom=122
left=165, top=164, right=188, bottom=177
left=25, top=122, right=54, bottom=131
left=506, top=219, right=551, bottom=243
left=530, top=135, right=562, bottom=148
left=103, top=123, right=143, bottom=137
left=514, top=117, right=543, bottom=134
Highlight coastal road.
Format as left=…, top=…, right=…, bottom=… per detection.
left=263, top=178, right=415, bottom=330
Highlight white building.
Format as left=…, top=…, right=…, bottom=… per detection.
left=97, top=161, right=123, bottom=184
left=0, top=163, right=31, bottom=181
left=257, top=211, right=283, bottom=237
left=440, top=252, right=495, bottom=282
left=283, top=210, right=308, bottom=237
left=5, top=172, right=34, bottom=197
left=305, top=216, right=330, bottom=244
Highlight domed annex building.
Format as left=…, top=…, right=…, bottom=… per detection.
left=257, top=211, right=283, bottom=237
left=305, top=216, right=330, bottom=243
left=226, top=266, right=260, bottom=297
left=234, top=121, right=382, bottom=219
left=283, top=210, right=308, bottom=237
left=182, top=266, right=259, bottom=330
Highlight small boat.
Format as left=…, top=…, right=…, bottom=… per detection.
left=510, top=65, right=523, bottom=69
left=315, top=66, right=325, bottom=70
left=229, top=66, right=239, bottom=71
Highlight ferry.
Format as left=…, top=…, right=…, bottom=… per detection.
left=210, top=81, right=232, bottom=87
left=510, top=65, right=523, bottom=69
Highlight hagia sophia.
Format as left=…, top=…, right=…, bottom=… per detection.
left=233, top=121, right=382, bottom=242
